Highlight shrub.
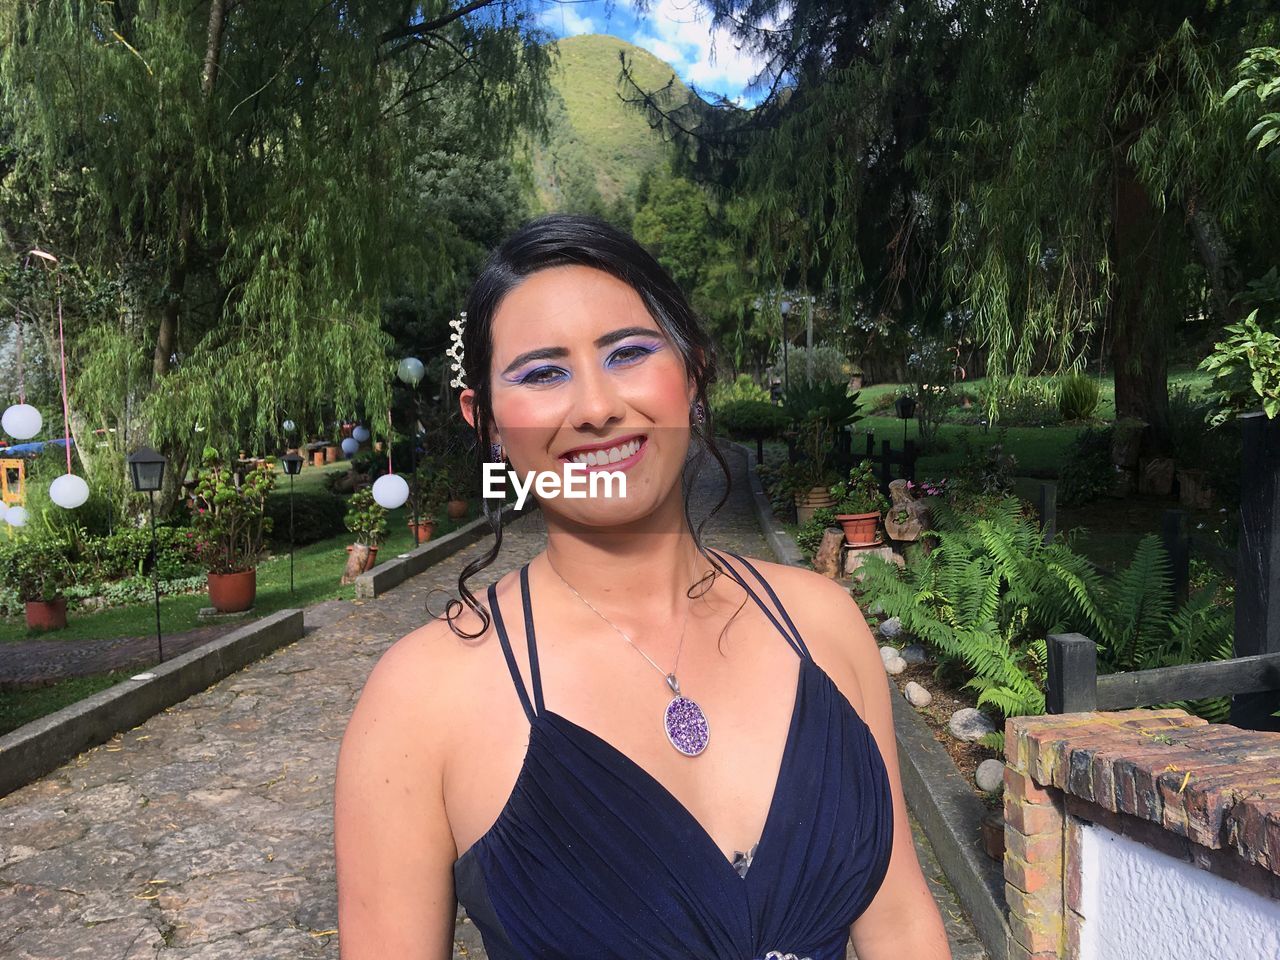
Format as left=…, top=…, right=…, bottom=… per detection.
left=264, top=492, right=348, bottom=546
left=716, top=400, right=790, bottom=442
left=188, top=454, right=276, bottom=573
left=1057, top=373, right=1101, bottom=421
left=709, top=373, right=770, bottom=410
left=344, top=488, right=388, bottom=547
left=830, top=460, right=888, bottom=515
left=1058, top=426, right=1114, bottom=507
left=795, top=507, right=837, bottom=557
left=81, top=525, right=203, bottom=581
left=777, top=343, right=852, bottom=387
left=979, top=377, right=1061, bottom=427
left=0, top=536, right=74, bottom=602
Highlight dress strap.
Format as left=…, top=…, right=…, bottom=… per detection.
left=519, top=564, right=546, bottom=716
left=708, top=549, right=812, bottom=661
left=486, top=566, right=542, bottom=724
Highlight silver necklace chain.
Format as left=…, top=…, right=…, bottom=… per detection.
left=545, top=555, right=694, bottom=695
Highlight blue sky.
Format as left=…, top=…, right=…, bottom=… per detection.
left=533, top=0, right=774, bottom=106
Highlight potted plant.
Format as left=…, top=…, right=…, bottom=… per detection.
left=406, top=468, right=447, bottom=544
left=189, top=451, right=276, bottom=613
left=831, top=460, right=889, bottom=546
left=437, top=459, right=472, bottom=520
left=782, top=382, right=864, bottom=523
left=0, top=536, right=74, bottom=630
left=342, top=488, right=388, bottom=583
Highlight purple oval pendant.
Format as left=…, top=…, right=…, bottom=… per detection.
left=664, top=696, right=710, bottom=756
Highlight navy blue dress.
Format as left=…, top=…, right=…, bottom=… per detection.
left=452, top=550, right=894, bottom=960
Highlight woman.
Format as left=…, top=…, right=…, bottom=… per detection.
left=334, top=214, right=952, bottom=959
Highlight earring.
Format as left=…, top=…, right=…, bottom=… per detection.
left=489, top=441, right=505, bottom=463
left=692, top=400, right=706, bottom=426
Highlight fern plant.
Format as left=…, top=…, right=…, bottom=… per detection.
left=858, top=500, right=1236, bottom=752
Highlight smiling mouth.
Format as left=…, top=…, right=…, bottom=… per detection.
left=560, top=435, right=646, bottom=468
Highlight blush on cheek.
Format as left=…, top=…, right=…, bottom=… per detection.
left=621, top=351, right=692, bottom=417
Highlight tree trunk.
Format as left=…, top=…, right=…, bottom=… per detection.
left=1110, top=160, right=1171, bottom=450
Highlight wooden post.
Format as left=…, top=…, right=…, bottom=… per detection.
left=1036, top=482, right=1058, bottom=545
left=1046, top=633, right=1098, bottom=714
left=865, top=432, right=875, bottom=460
left=1232, top=412, right=1280, bottom=731
left=1161, top=508, right=1190, bottom=606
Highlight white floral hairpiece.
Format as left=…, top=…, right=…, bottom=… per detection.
left=447, top=310, right=467, bottom=389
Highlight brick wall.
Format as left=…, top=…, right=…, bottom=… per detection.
left=1002, top=709, right=1280, bottom=960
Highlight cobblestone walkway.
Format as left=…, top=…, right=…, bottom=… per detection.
left=0, top=451, right=988, bottom=959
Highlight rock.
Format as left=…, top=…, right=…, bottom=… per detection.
left=903, top=681, right=932, bottom=707
left=812, top=527, right=845, bottom=579
left=948, top=707, right=996, bottom=743
left=975, top=759, right=1006, bottom=793
left=900, top=643, right=928, bottom=664
left=884, top=656, right=907, bottom=676
left=878, top=616, right=903, bottom=640
left=879, top=645, right=900, bottom=664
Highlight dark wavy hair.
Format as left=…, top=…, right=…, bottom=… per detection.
left=442, top=212, right=734, bottom=638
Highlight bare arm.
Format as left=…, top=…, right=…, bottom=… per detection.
left=334, top=626, right=459, bottom=960
left=784, top=570, right=953, bottom=960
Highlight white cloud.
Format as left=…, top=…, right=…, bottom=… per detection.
left=632, top=34, right=686, bottom=66
left=538, top=4, right=596, bottom=36
left=630, top=0, right=772, bottom=100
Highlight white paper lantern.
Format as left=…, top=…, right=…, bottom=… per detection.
left=0, top=502, right=7, bottom=522
left=282, top=419, right=296, bottom=434
left=1, top=403, right=42, bottom=440
left=341, top=437, right=359, bottom=457
left=50, top=474, right=90, bottom=509
left=352, top=425, right=370, bottom=443
left=5, top=505, right=28, bottom=527
left=397, top=357, right=425, bottom=386
left=371, top=473, right=410, bottom=509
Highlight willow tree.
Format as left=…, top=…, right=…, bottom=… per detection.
left=626, top=0, right=1280, bottom=444
left=0, top=1, right=551, bottom=511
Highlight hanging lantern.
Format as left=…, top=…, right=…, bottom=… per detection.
left=282, top=419, right=297, bottom=435
left=372, top=473, right=409, bottom=509
left=0, top=502, right=7, bottom=523
left=49, top=474, right=89, bottom=509
left=1, top=403, right=42, bottom=440
left=352, top=425, right=370, bottom=443
left=5, top=505, right=28, bottom=527
left=397, top=357, right=425, bottom=386
left=341, top=437, right=359, bottom=457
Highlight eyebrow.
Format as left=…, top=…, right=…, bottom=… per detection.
left=500, top=326, right=663, bottom=376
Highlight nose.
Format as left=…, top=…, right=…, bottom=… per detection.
left=570, top=364, right=625, bottom=432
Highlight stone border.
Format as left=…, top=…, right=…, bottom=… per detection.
left=894, top=692, right=1011, bottom=960
left=0, top=608, right=304, bottom=798
left=726, top=436, right=1009, bottom=959
left=354, top=501, right=531, bottom=599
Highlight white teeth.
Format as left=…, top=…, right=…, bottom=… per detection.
left=569, top=438, right=642, bottom=465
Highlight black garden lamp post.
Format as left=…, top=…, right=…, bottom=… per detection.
left=128, top=446, right=167, bottom=663
left=282, top=452, right=303, bottom=594
left=779, top=298, right=792, bottom=395
left=894, top=395, right=918, bottom=448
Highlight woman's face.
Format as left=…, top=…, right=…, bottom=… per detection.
left=465, top=264, right=695, bottom=527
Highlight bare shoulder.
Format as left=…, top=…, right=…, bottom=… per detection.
left=333, top=601, right=493, bottom=960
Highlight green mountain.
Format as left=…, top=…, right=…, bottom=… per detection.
left=528, top=34, right=694, bottom=214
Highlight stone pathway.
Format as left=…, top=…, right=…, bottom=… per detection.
left=0, top=450, right=988, bottom=959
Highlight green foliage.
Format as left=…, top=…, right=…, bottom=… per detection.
left=1057, top=374, right=1101, bottom=421
left=716, top=400, right=790, bottom=441
left=777, top=343, right=852, bottom=388
left=830, top=460, right=889, bottom=515
left=80, top=525, right=202, bottom=581
left=407, top=461, right=450, bottom=522
left=709, top=374, right=771, bottom=410
left=1199, top=310, right=1280, bottom=421
left=188, top=456, right=276, bottom=574
left=951, top=434, right=1019, bottom=500
left=264, top=492, right=348, bottom=547
left=978, top=377, right=1061, bottom=428
left=344, top=488, right=388, bottom=548
left=858, top=500, right=1236, bottom=732
left=1224, top=46, right=1280, bottom=159
left=795, top=508, right=838, bottom=558
left=1058, top=426, right=1115, bottom=507
left=0, top=535, right=74, bottom=602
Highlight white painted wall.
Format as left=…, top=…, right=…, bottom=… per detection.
left=1078, top=821, right=1280, bottom=960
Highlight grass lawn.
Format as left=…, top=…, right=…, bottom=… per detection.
left=0, top=459, right=474, bottom=646
left=0, top=668, right=140, bottom=738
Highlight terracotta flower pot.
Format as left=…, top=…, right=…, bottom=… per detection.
left=409, top=520, right=436, bottom=544
left=324, top=444, right=339, bottom=464
left=836, top=511, right=881, bottom=546
left=207, top=569, right=256, bottom=613
left=25, top=598, right=67, bottom=631
left=794, top=486, right=836, bottom=526
left=311, top=449, right=325, bottom=467
left=446, top=499, right=468, bottom=520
